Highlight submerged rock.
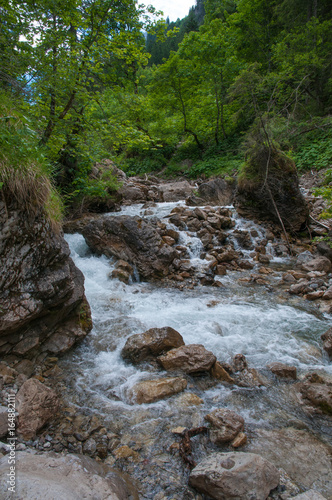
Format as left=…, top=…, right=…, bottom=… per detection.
left=205, top=409, right=245, bottom=444
left=268, top=362, right=297, bottom=380
left=158, top=344, right=216, bottom=374
left=121, top=327, right=185, bottom=364
left=189, top=451, right=279, bottom=500
left=129, top=377, right=187, bottom=404
left=246, top=427, right=332, bottom=498
left=0, top=450, right=138, bottom=499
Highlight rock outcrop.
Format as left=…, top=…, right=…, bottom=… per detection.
left=0, top=200, right=92, bottom=365
left=82, top=215, right=177, bottom=280
left=0, top=451, right=139, bottom=499
left=189, top=452, right=279, bottom=500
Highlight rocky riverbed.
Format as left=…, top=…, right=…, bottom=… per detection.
left=1, top=170, right=332, bottom=499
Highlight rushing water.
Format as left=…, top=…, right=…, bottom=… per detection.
left=61, top=202, right=332, bottom=499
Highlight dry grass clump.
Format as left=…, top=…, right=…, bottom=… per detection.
left=0, top=160, right=63, bottom=232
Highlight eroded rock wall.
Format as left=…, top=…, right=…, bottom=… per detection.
left=0, top=200, right=92, bottom=365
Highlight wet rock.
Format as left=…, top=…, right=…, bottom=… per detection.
left=217, top=247, right=239, bottom=263
left=121, top=327, right=185, bottom=364
left=158, top=344, right=216, bottom=374
left=205, top=409, right=245, bottom=444
left=322, top=286, right=332, bottom=300
left=231, top=432, right=247, bottom=448
left=16, top=378, right=59, bottom=439
left=302, top=256, right=331, bottom=273
left=321, top=328, right=332, bottom=359
left=210, top=361, right=235, bottom=383
left=246, top=428, right=332, bottom=498
left=0, top=450, right=138, bottom=499
left=268, top=362, right=297, bottom=380
left=113, top=445, right=139, bottom=461
left=289, top=281, right=310, bottom=295
left=0, top=200, right=92, bottom=363
left=82, top=215, right=177, bottom=280
left=232, top=354, right=266, bottom=387
left=298, top=379, right=332, bottom=415
left=129, top=377, right=187, bottom=404
left=189, top=452, right=279, bottom=500
left=83, top=437, right=97, bottom=456
left=111, top=260, right=134, bottom=284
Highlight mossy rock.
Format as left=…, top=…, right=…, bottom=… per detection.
left=235, top=144, right=309, bottom=232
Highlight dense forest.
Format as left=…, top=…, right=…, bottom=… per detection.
left=0, top=0, right=331, bottom=219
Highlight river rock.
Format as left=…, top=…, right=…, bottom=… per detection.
left=129, top=377, right=187, bottom=404
left=16, top=378, right=59, bottom=439
left=0, top=450, right=138, bottom=499
left=246, top=428, right=332, bottom=498
left=159, top=181, right=194, bottom=202
left=111, top=260, right=134, bottom=284
left=158, top=344, right=216, bottom=374
left=121, top=327, right=185, bottom=364
left=268, top=362, right=297, bottom=379
left=82, top=215, right=177, bottom=280
left=0, top=200, right=92, bottom=362
left=205, top=409, right=245, bottom=444
left=302, top=256, right=332, bottom=273
left=316, top=241, right=332, bottom=262
left=321, top=328, right=332, bottom=359
left=298, top=378, right=332, bottom=415
left=189, top=452, right=279, bottom=500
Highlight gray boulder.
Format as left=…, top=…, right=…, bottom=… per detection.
left=0, top=451, right=138, bottom=499
left=82, top=215, right=177, bottom=280
left=189, top=452, right=279, bottom=500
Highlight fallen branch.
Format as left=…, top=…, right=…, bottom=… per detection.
left=178, top=426, right=208, bottom=470
left=309, top=215, right=331, bottom=231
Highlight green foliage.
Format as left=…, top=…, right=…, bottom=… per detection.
left=0, top=90, right=63, bottom=227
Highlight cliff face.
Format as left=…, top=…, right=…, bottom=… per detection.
left=0, top=199, right=92, bottom=366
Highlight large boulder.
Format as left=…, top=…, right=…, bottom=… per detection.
left=235, top=144, right=308, bottom=232
left=189, top=452, right=279, bottom=500
left=129, top=377, right=187, bottom=404
left=121, top=327, right=185, bottom=364
left=0, top=200, right=92, bottom=364
left=0, top=451, right=138, bottom=499
left=16, top=378, right=59, bottom=439
left=158, top=181, right=195, bottom=202
left=158, top=344, right=216, bottom=374
left=82, top=215, right=177, bottom=280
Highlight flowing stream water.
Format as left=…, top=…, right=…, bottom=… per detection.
left=61, top=202, right=332, bottom=499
